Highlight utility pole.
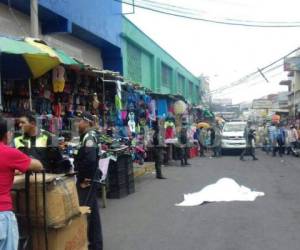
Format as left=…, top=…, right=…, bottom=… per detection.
left=30, top=0, right=39, bottom=37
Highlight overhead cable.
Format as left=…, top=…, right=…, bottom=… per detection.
left=118, top=0, right=300, bottom=27
left=139, top=0, right=300, bottom=25
left=209, top=47, right=300, bottom=94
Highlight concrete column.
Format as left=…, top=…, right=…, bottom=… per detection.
left=30, top=0, right=39, bottom=37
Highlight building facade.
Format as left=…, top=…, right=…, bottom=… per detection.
left=121, top=17, right=201, bottom=104
left=0, top=0, right=123, bottom=72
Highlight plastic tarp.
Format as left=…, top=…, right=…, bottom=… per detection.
left=176, top=178, right=264, bottom=207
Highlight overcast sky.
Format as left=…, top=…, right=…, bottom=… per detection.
left=123, top=0, right=300, bottom=104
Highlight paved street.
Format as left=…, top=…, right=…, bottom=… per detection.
left=101, top=152, right=300, bottom=250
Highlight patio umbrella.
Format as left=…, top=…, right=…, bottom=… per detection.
left=197, top=122, right=210, bottom=129
left=0, top=36, right=80, bottom=109
left=0, top=37, right=61, bottom=79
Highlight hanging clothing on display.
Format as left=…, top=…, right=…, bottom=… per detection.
left=149, top=99, right=156, bottom=121
left=164, top=119, right=175, bottom=139
left=157, top=99, right=168, bottom=118
left=52, top=65, right=65, bottom=93
left=115, top=80, right=123, bottom=111
left=128, top=112, right=136, bottom=133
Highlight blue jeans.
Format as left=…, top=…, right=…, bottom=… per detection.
left=0, top=211, right=19, bottom=250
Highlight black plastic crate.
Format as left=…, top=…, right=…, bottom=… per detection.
left=107, top=188, right=128, bottom=199
left=109, top=176, right=128, bottom=186
left=127, top=185, right=135, bottom=194
left=109, top=171, right=129, bottom=183
left=127, top=175, right=134, bottom=183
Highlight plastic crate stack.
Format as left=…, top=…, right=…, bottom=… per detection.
left=107, top=154, right=135, bottom=198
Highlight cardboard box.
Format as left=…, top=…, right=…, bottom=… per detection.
left=32, top=207, right=88, bottom=250
left=14, top=174, right=80, bottom=228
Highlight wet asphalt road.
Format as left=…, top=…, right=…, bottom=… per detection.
left=101, top=151, right=300, bottom=250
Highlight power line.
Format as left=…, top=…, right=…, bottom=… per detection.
left=118, top=0, right=300, bottom=27
left=139, top=0, right=300, bottom=26
left=214, top=70, right=284, bottom=98
left=209, top=47, right=300, bottom=94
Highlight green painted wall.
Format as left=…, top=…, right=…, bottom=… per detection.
left=121, top=17, right=201, bottom=104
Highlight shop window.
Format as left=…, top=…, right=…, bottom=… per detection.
left=178, top=74, right=185, bottom=94
left=161, top=63, right=172, bottom=87
left=127, top=43, right=142, bottom=83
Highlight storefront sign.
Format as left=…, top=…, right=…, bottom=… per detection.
left=252, top=99, right=272, bottom=109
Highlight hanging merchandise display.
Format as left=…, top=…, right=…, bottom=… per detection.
left=52, top=65, right=65, bottom=93
left=174, top=100, right=187, bottom=115
left=164, top=117, right=176, bottom=139
left=149, top=99, right=156, bottom=121
left=157, top=99, right=168, bottom=118
left=128, top=111, right=136, bottom=133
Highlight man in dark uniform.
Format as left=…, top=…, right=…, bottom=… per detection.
left=240, top=122, right=258, bottom=161
left=152, top=120, right=167, bottom=179
left=74, top=112, right=103, bottom=250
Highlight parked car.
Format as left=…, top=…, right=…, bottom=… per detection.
left=221, top=121, right=247, bottom=150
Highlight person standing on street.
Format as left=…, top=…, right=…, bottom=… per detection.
left=0, top=116, right=43, bottom=250
left=213, top=124, right=222, bottom=157
left=74, top=112, right=103, bottom=250
left=152, top=120, right=167, bottom=179
left=273, top=123, right=286, bottom=157
left=240, top=122, right=258, bottom=161
left=199, top=128, right=207, bottom=157
left=179, top=122, right=191, bottom=166
left=287, top=125, right=299, bottom=155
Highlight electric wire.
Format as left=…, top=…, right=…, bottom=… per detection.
left=118, top=0, right=300, bottom=27
left=213, top=70, right=285, bottom=98
left=209, top=47, right=300, bottom=94
left=138, top=0, right=300, bottom=25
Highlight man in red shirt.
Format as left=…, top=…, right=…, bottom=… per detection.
left=0, top=116, right=43, bottom=250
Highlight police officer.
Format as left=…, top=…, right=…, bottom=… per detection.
left=13, top=112, right=53, bottom=149
left=74, top=111, right=103, bottom=250
left=152, top=120, right=167, bottom=179
left=240, top=122, right=258, bottom=161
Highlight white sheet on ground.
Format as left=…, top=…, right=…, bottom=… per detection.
left=175, top=178, right=264, bottom=207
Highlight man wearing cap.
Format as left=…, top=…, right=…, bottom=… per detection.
left=74, top=112, right=103, bottom=250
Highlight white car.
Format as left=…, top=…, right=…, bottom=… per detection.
left=221, top=122, right=247, bottom=150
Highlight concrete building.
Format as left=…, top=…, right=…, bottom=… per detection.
left=121, top=17, right=201, bottom=104
left=0, top=0, right=123, bottom=72
left=281, top=54, right=300, bottom=117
